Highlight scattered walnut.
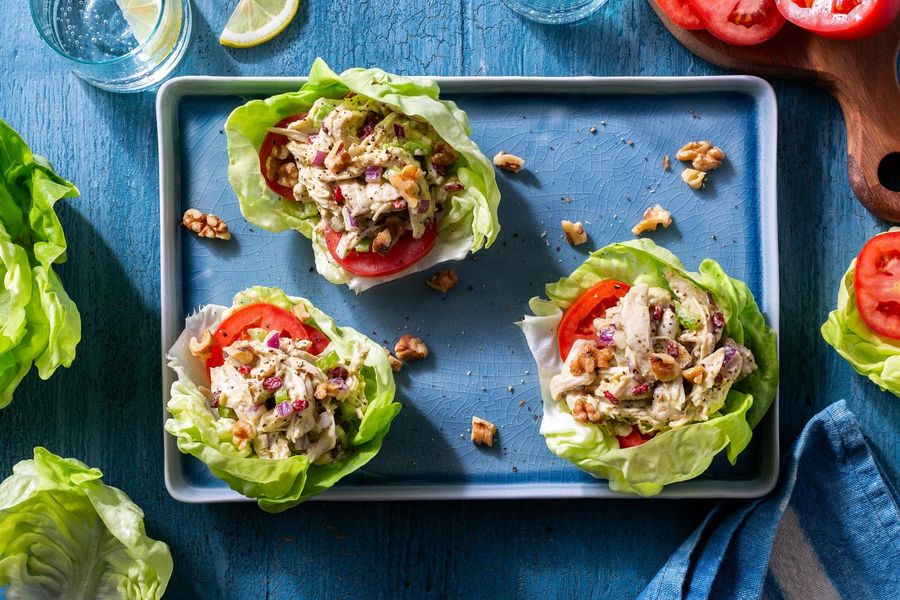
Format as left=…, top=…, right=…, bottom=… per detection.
left=431, top=141, right=459, bottom=167
left=631, top=204, right=673, bottom=235
left=569, top=344, right=613, bottom=376
left=182, top=209, right=231, bottom=240
left=572, top=398, right=603, bottom=423
left=394, top=334, right=428, bottom=362
left=231, top=420, right=255, bottom=451
left=384, top=348, right=403, bottom=372
left=492, top=151, right=525, bottom=173
left=681, top=168, right=707, bottom=190
left=427, top=269, right=458, bottom=293
left=662, top=154, right=670, bottom=171
left=290, top=304, right=310, bottom=322
left=324, top=142, right=351, bottom=173
left=649, top=353, right=681, bottom=382
left=315, top=379, right=346, bottom=400
left=676, top=141, right=725, bottom=171
left=682, top=365, right=706, bottom=385
left=189, top=331, right=214, bottom=359
left=561, top=220, right=588, bottom=246
left=277, top=161, right=299, bottom=188
left=471, top=416, right=497, bottom=446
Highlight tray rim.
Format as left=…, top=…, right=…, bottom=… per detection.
left=157, top=74, right=780, bottom=503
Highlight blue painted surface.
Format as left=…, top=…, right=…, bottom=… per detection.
left=0, top=1, right=897, bottom=598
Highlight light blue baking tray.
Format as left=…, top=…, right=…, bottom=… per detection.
left=157, top=75, right=779, bottom=501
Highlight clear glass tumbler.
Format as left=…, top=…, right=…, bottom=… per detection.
left=30, top=0, right=193, bottom=93
left=501, top=0, right=608, bottom=24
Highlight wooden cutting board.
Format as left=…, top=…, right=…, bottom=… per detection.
left=648, top=1, right=900, bottom=222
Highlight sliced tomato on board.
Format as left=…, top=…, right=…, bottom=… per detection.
left=854, top=231, right=900, bottom=341
left=557, top=280, right=631, bottom=361
left=774, top=0, right=900, bottom=40
left=323, top=223, right=438, bottom=277
left=687, top=0, right=787, bottom=45
left=617, top=427, right=657, bottom=449
left=258, top=113, right=307, bottom=200
left=205, top=303, right=329, bottom=374
left=656, top=0, right=706, bottom=29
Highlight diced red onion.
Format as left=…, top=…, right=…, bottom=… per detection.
left=630, top=383, right=650, bottom=396
left=416, top=199, right=430, bottom=214
left=308, top=134, right=317, bottom=143
left=333, top=186, right=345, bottom=204
left=724, top=345, right=736, bottom=364
left=357, top=123, right=374, bottom=139
left=329, top=377, right=348, bottom=392
left=652, top=304, right=663, bottom=321
left=603, top=390, right=619, bottom=405
left=666, top=341, right=680, bottom=358
left=444, top=183, right=464, bottom=192
left=248, top=403, right=261, bottom=414
left=365, top=166, right=383, bottom=183
left=393, top=123, right=405, bottom=138
left=598, top=326, right=616, bottom=345
left=292, top=398, right=309, bottom=412
left=275, top=402, right=293, bottom=417
left=346, top=211, right=358, bottom=228
left=263, top=376, right=283, bottom=391
left=330, top=366, right=349, bottom=380
left=393, top=200, right=407, bottom=210
left=712, top=312, right=725, bottom=329
left=267, top=333, right=281, bottom=348
left=210, top=391, right=221, bottom=409
left=312, top=150, right=327, bottom=166
left=237, top=364, right=252, bottom=376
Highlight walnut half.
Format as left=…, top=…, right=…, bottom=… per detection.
left=427, top=269, right=458, bottom=293
left=231, top=420, right=255, bottom=451
left=471, top=416, right=497, bottom=446
left=384, top=348, right=403, bottom=372
left=681, top=168, right=707, bottom=190
left=182, top=209, right=231, bottom=240
left=561, top=220, right=588, bottom=246
left=631, top=204, right=672, bottom=235
left=189, top=331, right=214, bottom=359
left=492, top=151, right=525, bottom=173
left=676, top=141, right=725, bottom=171
left=394, top=334, right=428, bottom=362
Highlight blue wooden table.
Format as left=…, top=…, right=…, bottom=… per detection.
left=1, top=1, right=897, bottom=598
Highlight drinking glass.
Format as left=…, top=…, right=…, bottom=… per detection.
left=501, top=0, right=608, bottom=23
left=30, top=0, right=193, bottom=93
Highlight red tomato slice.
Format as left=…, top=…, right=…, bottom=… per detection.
left=687, top=0, right=787, bottom=45
left=617, top=427, right=657, bottom=448
left=323, top=223, right=438, bottom=277
left=557, top=280, right=631, bottom=361
left=775, top=0, right=899, bottom=39
left=854, top=232, right=900, bottom=341
left=206, top=303, right=329, bottom=373
left=258, top=113, right=307, bottom=200
left=657, top=0, right=706, bottom=29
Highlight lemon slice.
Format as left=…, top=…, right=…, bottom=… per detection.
left=115, top=0, right=161, bottom=45
left=219, top=0, right=300, bottom=48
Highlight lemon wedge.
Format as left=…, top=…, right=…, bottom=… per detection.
left=219, top=0, right=300, bottom=48
left=116, top=0, right=161, bottom=44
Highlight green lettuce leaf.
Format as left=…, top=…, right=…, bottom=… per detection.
left=821, top=257, right=900, bottom=396
left=0, top=448, right=172, bottom=599
left=225, top=58, right=501, bottom=292
left=519, top=238, right=778, bottom=496
left=0, top=118, right=81, bottom=409
left=165, top=286, right=401, bottom=512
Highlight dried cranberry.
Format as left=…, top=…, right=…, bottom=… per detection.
left=652, top=304, right=663, bottom=321
left=210, top=391, right=221, bottom=409
left=666, top=341, right=680, bottom=358
left=712, top=312, right=725, bottom=329
left=291, top=398, right=309, bottom=412
left=356, top=123, right=374, bottom=139
left=237, top=364, right=252, bottom=376
left=329, top=366, right=349, bottom=380
left=630, top=383, right=650, bottom=396
left=715, top=373, right=724, bottom=384
left=443, top=182, right=464, bottom=192
left=263, top=376, right=283, bottom=391
left=433, top=164, right=447, bottom=177
left=333, top=186, right=345, bottom=204
left=603, top=390, right=619, bottom=405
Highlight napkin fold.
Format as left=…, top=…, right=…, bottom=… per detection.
left=639, top=400, right=899, bottom=600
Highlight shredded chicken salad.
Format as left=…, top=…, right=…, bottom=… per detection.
left=550, top=273, right=757, bottom=438
left=210, top=330, right=369, bottom=464
left=264, top=95, right=466, bottom=259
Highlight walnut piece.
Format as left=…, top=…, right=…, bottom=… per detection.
left=384, top=348, right=403, bottom=372
left=182, top=209, right=231, bottom=240
left=649, top=353, right=681, bottom=382
left=662, top=154, right=670, bottom=171
left=572, top=398, right=603, bottom=423
left=431, top=141, right=459, bottom=167
left=231, top=420, right=255, bottom=451
left=315, top=379, right=346, bottom=400
left=427, top=269, right=458, bottom=293
left=569, top=343, right=613, bottom=376
left=394, top=334, right=428, bottom=362
left=682, top=365, right=706, bottom=385
left=388, top=164, right=423, bottom=205
left=471, top=416, right=497, bottom=446
left=372, top=218, right=406, bottom=255
left=631, top=204, right=673, bottom=235
left=277, top=161, right=299, bottom=188
left=676, top=141, right=725, bottom=171
left=492, top=151, right=525, bottom=173
left=324, top=142, right=351, bottom=173
left=189, top=331, right=214, bottom=359
left=681, top=168, right=707, bottom=190
left=561, top=220, right=588, bottom=246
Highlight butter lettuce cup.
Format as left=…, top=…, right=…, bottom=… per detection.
left=165, top=286, right=401, bottom=512
left=225, top=58, right=501, bottom=292
left=519, top=239, right=778, bottom=496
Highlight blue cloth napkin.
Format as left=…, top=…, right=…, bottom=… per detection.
left=639, top=400, right=900, bottom=600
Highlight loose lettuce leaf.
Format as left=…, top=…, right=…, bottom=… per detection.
left=225, top=58, right=501, bottom=292
left=821, top=258, right=900, bottom=396
left=0, top=448, right=172, bottom=599
left=519, top=238, right=778, bottom=496
left=165, top=286, right=401, bottom=512
left=0, top=118, right=81, bottom=409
